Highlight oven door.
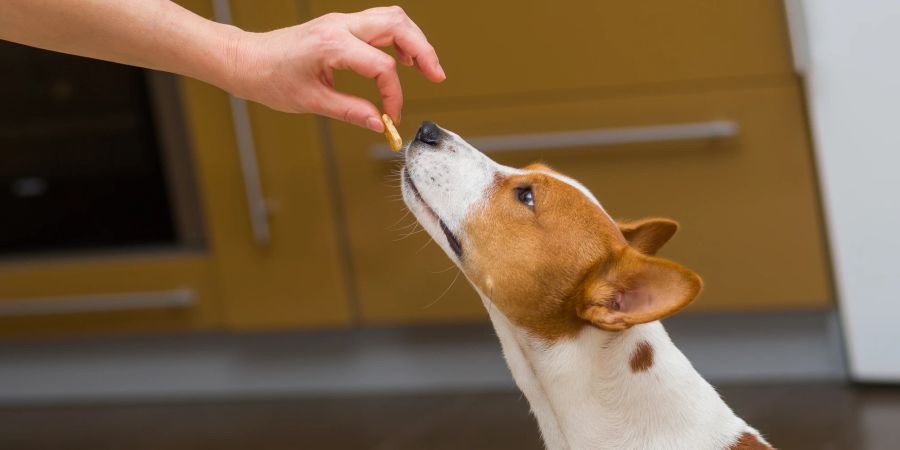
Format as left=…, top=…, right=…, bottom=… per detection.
left=0, top=40, right=216, bottom=336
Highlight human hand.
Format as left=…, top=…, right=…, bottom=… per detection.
left=221, top=6, right=445, bottom=132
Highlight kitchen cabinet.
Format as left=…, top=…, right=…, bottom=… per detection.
left=329, top=83, right=831, bottom=323
left=180, top=0, right=351, bottom=330
left=312, top=0, right=795, bottom=104
left=0, top=0, right=831, bottom=337
left=316, top=0, right=832, bottom=322
left=0, top=0, right=352, bottom=337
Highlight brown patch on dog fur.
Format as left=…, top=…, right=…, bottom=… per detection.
left=462, top=165, right=701, bottom=341
left=629, top=341, right=654, bottom=373
left=728, top=432, right=775, bottom=449
left=464, top=169, right=616, bottom=341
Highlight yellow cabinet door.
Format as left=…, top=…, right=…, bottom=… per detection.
left=179, top=0, right=352, bottom=330
left=0, top=0, right=353, bottom=337
left=0, top=253, right=218, bottom=338
left=328, top=81, right=832, bottom=323
left=310, top=0, right=795, bottom=103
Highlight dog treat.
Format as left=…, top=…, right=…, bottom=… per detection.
left=382, top=113, right=402, bottom=152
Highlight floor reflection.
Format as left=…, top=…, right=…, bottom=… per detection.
left=0, top=383, right=898, bottom=449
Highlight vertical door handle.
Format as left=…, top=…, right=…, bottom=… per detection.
left=212, top=0, right=271, bottom=246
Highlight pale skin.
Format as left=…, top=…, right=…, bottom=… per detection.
left=0, top=0, right=445, bottom=132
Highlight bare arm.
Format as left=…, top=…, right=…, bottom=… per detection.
left=0, top=1, right=445, bottom=131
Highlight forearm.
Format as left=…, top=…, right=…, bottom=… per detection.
left=1, top=2, right=444, bottom=130
left=0, top=0, right=238, bottom=89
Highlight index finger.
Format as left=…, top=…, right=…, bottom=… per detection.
left=334, top=37, right=404, bottom=122
left=349, top=6, right=446, bottom=82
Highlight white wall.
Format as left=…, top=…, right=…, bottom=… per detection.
left=793, top=0, right=900, bottom=381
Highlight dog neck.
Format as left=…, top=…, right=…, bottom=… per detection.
left=481, top=295, right=761, bottom=450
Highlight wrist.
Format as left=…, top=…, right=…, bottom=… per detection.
left=202, top=21, right=252, bottom=98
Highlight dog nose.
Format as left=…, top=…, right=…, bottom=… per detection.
left=414, top=121, right=442, bottom=145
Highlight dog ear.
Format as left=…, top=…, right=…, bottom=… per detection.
left=617, top=218, right=679, bottom=255
left=576, top=248, right=702, bottom=331
left=523, top=162, right=554, bottom=172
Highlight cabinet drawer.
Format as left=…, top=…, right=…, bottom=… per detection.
left=329, top=82, right=831, bottom=323
left=311, top=0, right=794, bottom=103
left=0, top=253, right=219, bottom=337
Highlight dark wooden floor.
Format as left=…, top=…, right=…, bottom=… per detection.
left=1, top=383, right=899, bottom=449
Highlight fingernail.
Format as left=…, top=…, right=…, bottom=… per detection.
left=366, top=116, right=383, bottom=132
left=435, top=61, right=446, bottom=80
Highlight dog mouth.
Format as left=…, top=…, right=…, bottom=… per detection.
left=402, top=167, right=463, bottom=258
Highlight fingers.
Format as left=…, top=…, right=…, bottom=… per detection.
left=395, top=45, right=414, bottom=67
left=313, top=86, right=385, bottom=133
left=332, top=37, right=403, bottom=123
left=348, top=6, right=446, bottom=82
left=303, top=6, right=443, bottom=132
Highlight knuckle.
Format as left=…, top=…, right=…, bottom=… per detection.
left=317, top=27, right=343, bottom=43
left=387, top=6, right=408, bottom=25
left=312, top=29, right=344, bottom=52
left=378, top=56, right=397, bottom=72
left=319, top=12, right=344, bottom=22
left=340, top=106, right=356, bottom=123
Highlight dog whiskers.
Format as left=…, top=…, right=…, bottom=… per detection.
left=387, top=210, right=412, bottom=229
left=430, top=261, right=457, bottom=274
left=422, top=269, right=462, bottom=310
left=393, top=224, right=425, bottom=241
left=388, top=219, right=420, bottom=232
left=417, top=236, right=436, bottom=254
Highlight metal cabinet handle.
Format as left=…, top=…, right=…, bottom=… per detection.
left=0, top=289, right=195, bottom=317
left=371, top=120, right=739, bottom=160
left=212, top=0, right=271, bottom=246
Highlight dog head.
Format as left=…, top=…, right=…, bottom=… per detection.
left=401, top=121, right=702, bottom=341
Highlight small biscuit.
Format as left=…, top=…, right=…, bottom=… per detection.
left=382, top=113, right=402, bottom=152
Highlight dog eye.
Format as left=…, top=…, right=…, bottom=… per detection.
left=516, top=187, right=535, bottom=208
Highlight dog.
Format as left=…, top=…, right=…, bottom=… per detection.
left=400, top=121, right=775, bottom=450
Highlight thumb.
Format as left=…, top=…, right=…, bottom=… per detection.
left=312, top=86, right=384, bottom=132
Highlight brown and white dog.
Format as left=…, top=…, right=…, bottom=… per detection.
left=400, top=121, right=775, bottom=450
